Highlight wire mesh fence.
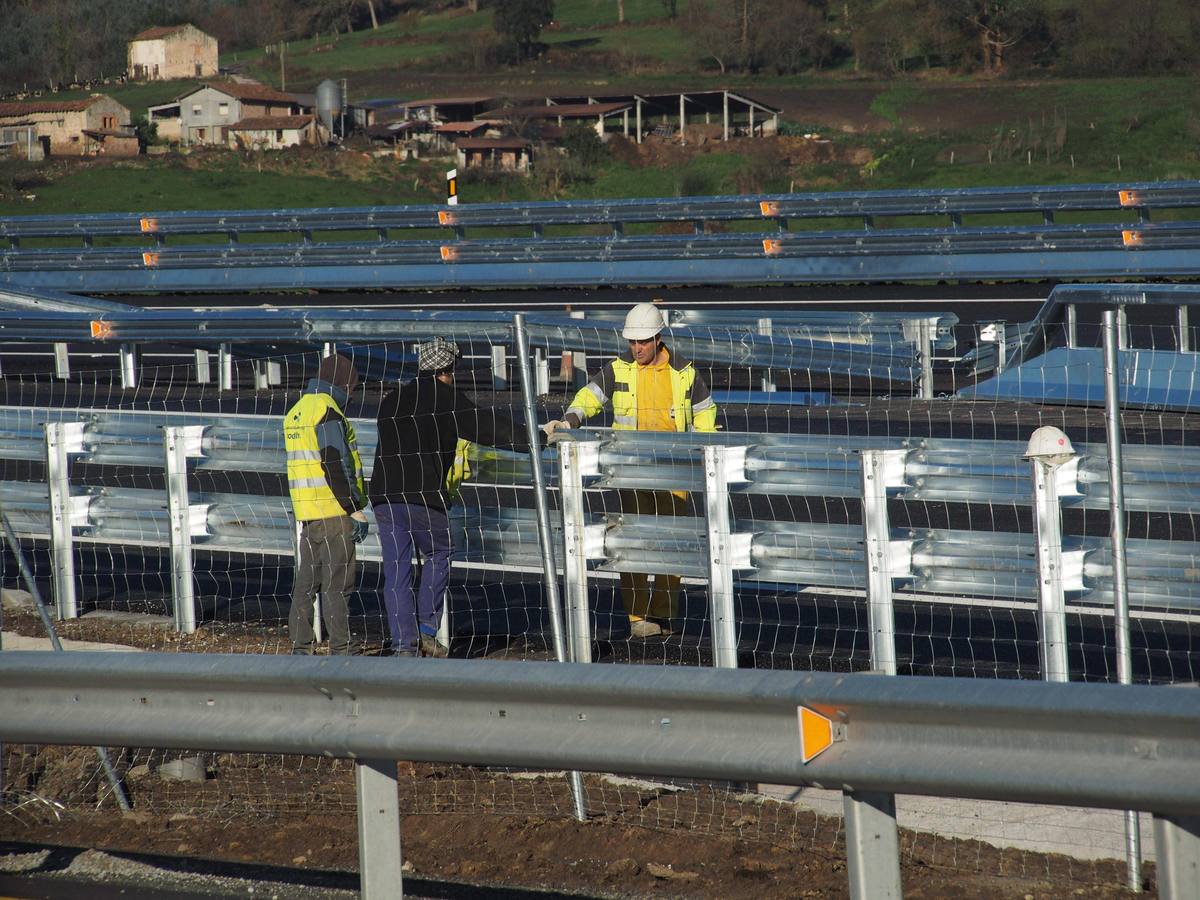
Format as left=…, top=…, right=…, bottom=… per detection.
left=1, top=298, right=1197, bottom=889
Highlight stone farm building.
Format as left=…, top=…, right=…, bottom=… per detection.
left=128, top=24, right=218, bottom=81
left=0, top=95, right=135, bottom=158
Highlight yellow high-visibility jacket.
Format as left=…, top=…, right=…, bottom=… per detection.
left=564, top=347, right=717, bottom=432
left=445, top=438, right=473, bottom=503
left=284, top=390, right=365, bottom=521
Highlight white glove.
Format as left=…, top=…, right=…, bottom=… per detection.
left=541, top=419, right=571, bottom=437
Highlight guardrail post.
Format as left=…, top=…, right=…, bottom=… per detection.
left=44, top=422, right=86, bottom=620
left=860, top=450, right=909, bottom=677
left=918, top=319, right=934, bottom=400
left=218, top=343, right=234, bottom=391
left=193, top=349, right=211, bottom=384
left=757, top=317, right=776, bottom=392
left=702, top=446, right=751, bottom=669
left=118, top=343, right=138, bottom=389
left=1179, top=306, right=1191, bottom=353
left=490, top=344, right=507, bottom=389
left=252, top=359, right=281, bottom=390
left=1154, top=815, right=1200, bottom=900
left=1030, top=455, right=1076, bottom=683
left=558, top=439, right=602, bottom=664
left=1066, top=304, right=1078, bottom=349
left=53, top=343, right=70, bottom=379
left=980, top=322, right=1007, bottom=375
left=356, top=758, right=404, bottom=898
left=1117, top=306, right=1129, bottom=350
left=164, top=426, right=205, bottom=634
left=534, top=349, right=549, bottom=397
left=843, top=790, right=902, bottom=900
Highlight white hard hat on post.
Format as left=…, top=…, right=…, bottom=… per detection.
left=1023, top=425, right=1076, bottom=466
left=622, top=302, right=666, bottom=341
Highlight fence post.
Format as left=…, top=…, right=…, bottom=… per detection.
left=1102, top=309, right=1142, bottom=892
left=860, top=450, right=909, bottom=677
left=355, top=758, right=404, bottom=898
left=1153, top=815, right=1200, bottom=900
left=843, top=790, right=902, bottom=900
left=164, top=426, right=204, bottom=634
left=118, top=343, right=139, bottom=389
left=702, top=445, right=751, bottom=669
left=558, top=439, right=603, bottom=664
left=44, top=422, right=86, bottom=620
left=513, top=313, right=587, bottom=822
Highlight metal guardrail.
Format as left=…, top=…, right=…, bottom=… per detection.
left=4, top=182, right=1200, bottom=290
left=1, top=182, right=1193, bottom=243
left=4, top=407, right=1198, bottom=625
left=1, top=653, right=1198, bottom=899
left=0, top=304, right=934, bottom=385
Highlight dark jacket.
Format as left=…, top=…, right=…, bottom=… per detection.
left=370, top=376, right=531, bottom=510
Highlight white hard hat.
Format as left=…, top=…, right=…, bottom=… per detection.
left=622, top=302, right=666, bottom=341
left=1023, top=425, right=1076, bottom=465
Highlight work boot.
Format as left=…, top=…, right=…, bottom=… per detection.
left=419, top=635, right=449, bottom=658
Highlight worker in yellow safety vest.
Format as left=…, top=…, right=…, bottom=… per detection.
left=284, top=353, right=369, bottom=655
left=543, top=302, right=718, bottom=639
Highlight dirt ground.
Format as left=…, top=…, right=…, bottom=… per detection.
left=1, top=607, right=1149, bottom=898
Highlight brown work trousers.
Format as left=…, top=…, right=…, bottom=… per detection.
left=289, top=515, right=356, bottom=654
left=618, top=489, right=689, bottom=621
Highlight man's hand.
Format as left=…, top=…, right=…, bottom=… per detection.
left=350, top=510, right=369, bottom=544
left=541, top=419, right=571, bottom=443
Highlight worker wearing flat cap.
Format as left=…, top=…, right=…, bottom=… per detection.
left=370, top=337, right=531, bottom=657
left=543, top=303, right=718, bottom=639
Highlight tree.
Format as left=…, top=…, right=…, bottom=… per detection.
left=944, top=0, right=1045, bottom=74
left=660, top=0, right=678, bottom=18
left=492, top=0, right=554, bottom=60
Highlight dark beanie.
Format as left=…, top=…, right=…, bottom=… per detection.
left=317, top=353, right=359, bottom=395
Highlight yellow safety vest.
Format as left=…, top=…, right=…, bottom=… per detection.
left=568, top=355, right=717, bottom=433
left=284, top=393, right=365, bottom=521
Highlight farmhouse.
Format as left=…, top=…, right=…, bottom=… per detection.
left=128, top=24, right=218, bottom=81
left=0, top=95, right=133, bottom=157
left=228, top=114, right=318, bottom=150
left=173, top=81, right=308, bottom=147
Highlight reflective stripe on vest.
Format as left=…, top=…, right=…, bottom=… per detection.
left=283, top=393, right=364, bottom=521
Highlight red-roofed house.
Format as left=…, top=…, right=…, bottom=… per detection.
left=175, top=81, right=310, bottom=147
left=128, top=24, right=217, bottom=81
left=0, top=95, right=133, bottom=157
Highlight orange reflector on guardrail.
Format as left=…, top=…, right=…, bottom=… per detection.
left=1118, top=190, right=1141, bottom=208
left=139, top=217, right=159, bottom=233
left=760, top=201, right=780, bottom=217
left=438, top=210, right=457, bottom=226
left=142, top=252, right=160, bottom=267
left=762, top=238, right=783, bottom=256
left=798, top=705, right=837, bottom=764
left=90, top=321, right=114, bottom=339
left=440, top=246, right=458, bottom=262
left=1122, top=230, right=1143, bottom=248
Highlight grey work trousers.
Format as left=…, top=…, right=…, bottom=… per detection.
left=289, top=515, right=356, bottom=654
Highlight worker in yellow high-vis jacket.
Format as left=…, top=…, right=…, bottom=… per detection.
left=284, top=353, right=369, bottom=655
left=544, top=303, right=718, bottom=638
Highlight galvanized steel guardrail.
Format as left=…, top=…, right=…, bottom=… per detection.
left=4, top=181, right=1200, bottom=290
left=0, top=181, right=1193, bottom=243
left=1, top=653, right=1199, bottom=899
left=4, top=405, right=1197, bottom=634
